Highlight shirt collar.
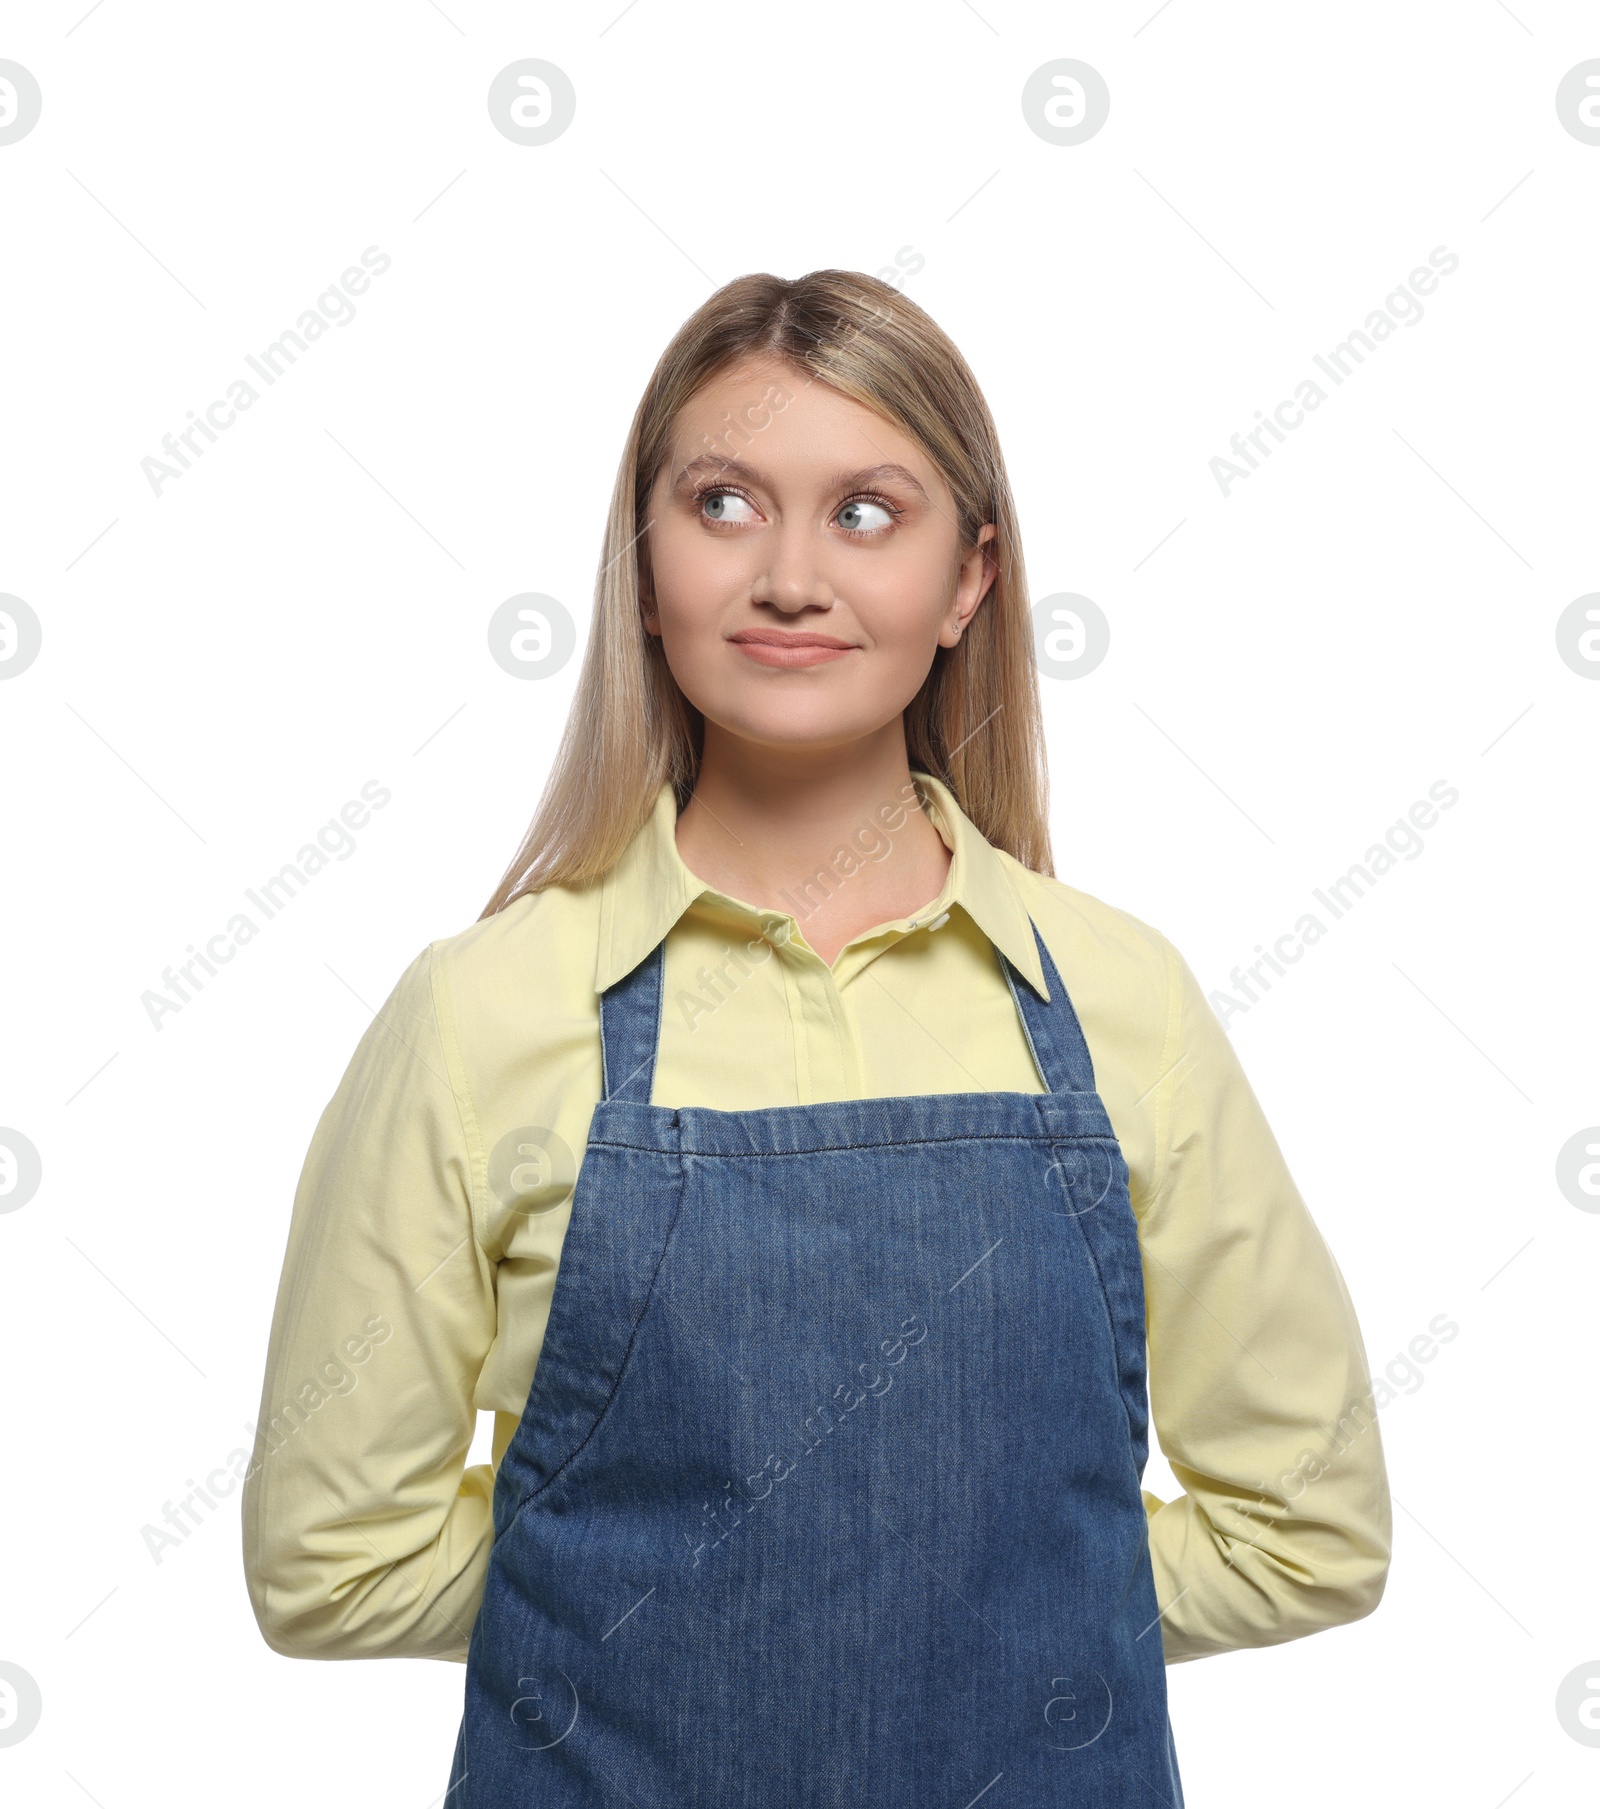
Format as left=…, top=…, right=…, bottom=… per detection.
left=594, top=770, right=1048, bottom=999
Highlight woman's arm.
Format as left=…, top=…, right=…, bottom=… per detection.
left=1138, top=936, right=1393, bottom=1662
left=241, top=943, right=498, bottom=1661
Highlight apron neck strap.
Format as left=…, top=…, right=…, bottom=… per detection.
left=599, top=932, right=667, bottom=1105
left=997, top=916, right=1099, bottom=1094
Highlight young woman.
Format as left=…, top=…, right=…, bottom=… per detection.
left=242, top=270, right=1392, bottom=1805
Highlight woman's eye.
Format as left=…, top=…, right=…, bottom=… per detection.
left=700, top=489, right=759, bottom=525
left=836, top=498, right=896, bottom=534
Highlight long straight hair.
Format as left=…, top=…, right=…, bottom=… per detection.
left=480, top=269, right=1052, bottom=918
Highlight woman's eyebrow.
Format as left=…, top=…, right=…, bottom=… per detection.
left=672, top=453, right=763, bottom=491
left=831, top=463, right=930, bottom=502
left=670, top=454, right=930, bottom=502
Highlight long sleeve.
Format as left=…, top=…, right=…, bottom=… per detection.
left=241, top=943, right=498, bottom=1661
left=1137, top=936, right=1393, bottom=1662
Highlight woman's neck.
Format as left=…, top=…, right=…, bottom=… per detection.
left=673, top=726, right=953, bottom=967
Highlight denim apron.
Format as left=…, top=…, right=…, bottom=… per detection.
left=448, top=916, right=1184, bottom=1806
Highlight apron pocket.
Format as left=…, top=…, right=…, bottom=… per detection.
left=1050, top=1135, right=1153, bottom=1479
left=494, top=1143, right=687, bottom=1529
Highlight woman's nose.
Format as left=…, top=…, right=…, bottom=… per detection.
left=750, top=526, right=837, bottom=611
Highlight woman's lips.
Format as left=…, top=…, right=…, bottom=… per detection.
left=728, top=632, right=858, bottom=668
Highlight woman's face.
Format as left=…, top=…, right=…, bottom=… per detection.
left=642, top=354, right=996, bottom=754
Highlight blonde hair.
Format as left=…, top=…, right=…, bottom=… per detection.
left=480, top=268, right=1052, bottom=917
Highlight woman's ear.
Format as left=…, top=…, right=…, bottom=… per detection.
left=638, top=557, right=661, bottom=636
left=942, top=523, right=998, bottom=645
left=967, top=522, right=999, bottom=607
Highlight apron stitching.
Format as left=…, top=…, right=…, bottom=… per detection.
left=587, top=1132, right=1122, bottom=1157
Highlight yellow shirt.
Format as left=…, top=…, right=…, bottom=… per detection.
left=242, top=772, right=1391, bottom=1665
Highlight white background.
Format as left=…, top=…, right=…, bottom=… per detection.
left=1, top=1, right=1596, bottom=1803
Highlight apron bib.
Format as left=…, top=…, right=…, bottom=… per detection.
left=448, top=917, right=1184, bottom=1806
